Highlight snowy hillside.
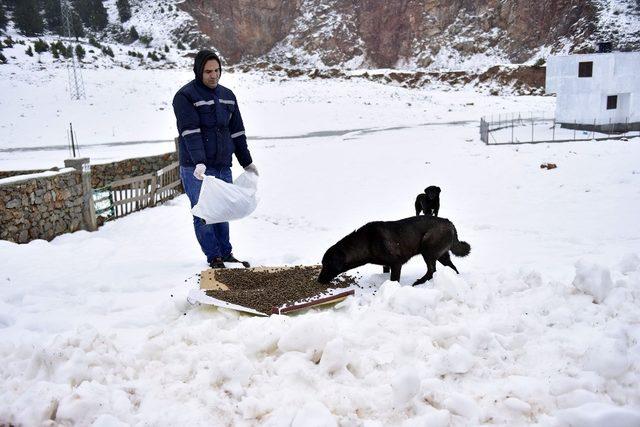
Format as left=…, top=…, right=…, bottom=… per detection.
left=2, top=0, right=640, bottom=74
left=0, top=0, right=195, bottom=71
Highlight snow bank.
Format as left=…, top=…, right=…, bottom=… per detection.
left=572, top=260, right=614, bottom=303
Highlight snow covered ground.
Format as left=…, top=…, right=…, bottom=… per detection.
left=1, top=67, right=640, bottom=426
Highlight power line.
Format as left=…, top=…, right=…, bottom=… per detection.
left=60, top=0, right=86, bottom=100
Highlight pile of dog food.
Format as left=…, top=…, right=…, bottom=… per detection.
left=205, top=266, right=356, bottom=314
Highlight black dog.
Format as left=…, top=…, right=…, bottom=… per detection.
left=415, top=186, right=441, bottom=217
left=318, top=216, right=470, bottom=286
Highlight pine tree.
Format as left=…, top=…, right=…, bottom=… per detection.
left=75, top=44, right=85, bottom=60
left=14, top=0, right=45, bottom=36
left=140, top=34, right=152, bottom=47
left=101, top=45, right=113, bottom=57
left=71, top=11, right=85, bottom=38
left=43, top=0, right=63, bottom=35
left=90, top=0, right=108, bottom=30
left=116, top=0, right=132, bottom=22
left=129, top=26, right=139, bottom=41
left=51, top=42, right=59, bottom=58
left=64, top=43, right=73, bottom=58
left=34, top=39, right=49, bottom=54
left=71, top=0, right=91, bottom=27
left=0, top=2, right=8, bottom=31
left=72, top=0, right=107, bottom=30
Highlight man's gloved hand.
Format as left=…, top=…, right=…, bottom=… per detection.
left=244, top=163, right=259, bottom=176
left=193, top=163, right=206, bottom=180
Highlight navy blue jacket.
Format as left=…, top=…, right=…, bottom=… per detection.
left=173, top=80, right=252, bottom=168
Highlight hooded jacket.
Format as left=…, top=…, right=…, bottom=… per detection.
left=172, top=50, right=252, bottom=168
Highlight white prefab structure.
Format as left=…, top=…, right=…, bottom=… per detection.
left=546, top=52, right=640, bottom=130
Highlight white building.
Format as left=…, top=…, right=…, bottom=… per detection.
left=545, top=51, right=640, bottom=132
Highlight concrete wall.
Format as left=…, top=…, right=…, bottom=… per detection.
left=546, top=52, right=640, bottom=126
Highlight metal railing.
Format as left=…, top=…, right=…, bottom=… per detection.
left=480, top=113, right=640, bottom=145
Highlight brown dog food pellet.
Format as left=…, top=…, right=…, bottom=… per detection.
left=204, top=266, right=356, bottom=314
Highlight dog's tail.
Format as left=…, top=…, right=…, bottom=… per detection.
left=451, top=224, right=471, bottom=257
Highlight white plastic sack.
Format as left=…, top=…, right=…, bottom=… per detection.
left=191, top=171, right=258, bottom=224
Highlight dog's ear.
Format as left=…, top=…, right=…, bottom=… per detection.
left=424, top=187, right=429, bottom=194
left=436, top=186, right=441, bottom=193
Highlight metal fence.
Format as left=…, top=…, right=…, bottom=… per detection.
left=480, top=112, right=640, bottom=145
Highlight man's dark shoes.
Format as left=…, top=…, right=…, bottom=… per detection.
left=223, top=253, right=250, bottom=268
left=209, top=257, right=226, bottom=269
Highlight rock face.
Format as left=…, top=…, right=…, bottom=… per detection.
left=176, top=0, right=636, bottom=69
left=179, top=0, right=303, bottom=63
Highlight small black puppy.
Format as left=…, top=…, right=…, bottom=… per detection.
left=318, top=216, right=470, bottom=286
left=415, top=185, right=441, bottom=217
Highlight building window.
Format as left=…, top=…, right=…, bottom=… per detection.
left=607, top=95, right=618, bottom=110
left=578, top=61, right=593, bottom=77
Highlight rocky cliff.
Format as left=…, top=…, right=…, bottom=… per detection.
left=178, top=0, right=640, bottom=70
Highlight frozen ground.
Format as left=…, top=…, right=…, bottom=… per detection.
left=0, top=63, right=551, bottom=169
left=1, top=68, right=640, bottom=426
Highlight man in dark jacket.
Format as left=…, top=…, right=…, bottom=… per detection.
left=173, top=50, right=258, bottom=268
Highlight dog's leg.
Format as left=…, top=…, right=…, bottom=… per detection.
left=412, top=273, right=429, bottom=286
left=438, top=252, right=459, bottom=274
left=390, top=264, right=402, bottom=282
left=415, top=201, right=422, bottom=216
left=412, top=257, right=437, bottom=286
left=383, top=265, right=390, bottom=273
left=425, top=259, right=436, bottom=280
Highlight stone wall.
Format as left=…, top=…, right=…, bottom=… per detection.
left=1, top=151, right=182, bottom=244
left=0, top=170, right=84, bottom=243
left=91, top=152, right=178, bottom=188
left=0, top=168, right=48, bottom=180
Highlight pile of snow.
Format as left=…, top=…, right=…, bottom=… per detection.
left=572, top=260, right=614, bottom=303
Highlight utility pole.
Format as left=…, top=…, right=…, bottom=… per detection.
left=60, top=0, right=86, bottom=100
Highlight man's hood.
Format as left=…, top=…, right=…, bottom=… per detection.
left=193, top=50, right=221, bottom=83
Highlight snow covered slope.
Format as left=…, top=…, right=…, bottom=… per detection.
left=2, top=0, right=639, bottom=73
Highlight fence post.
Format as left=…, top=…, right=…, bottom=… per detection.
left=64, top=157, right=97, bottom=232
left=150, top=174, right=158, bottom=207
left=552, top=118, right=556, bottom=141
left=511, top=114, right=514, bottom=143
left=531, top=112, right=534, bottom=142
left=625, top=117, right=629, bottom=136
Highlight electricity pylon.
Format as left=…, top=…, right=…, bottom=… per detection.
left=60, top=0, right=86, bottom=100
